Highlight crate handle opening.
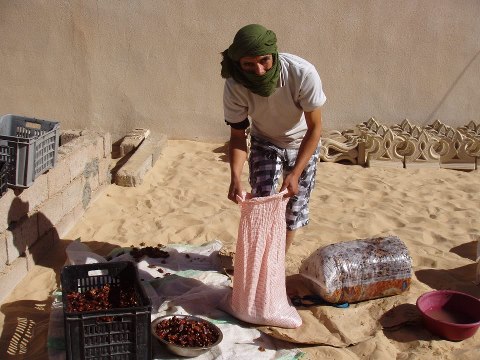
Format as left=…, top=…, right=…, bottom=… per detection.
left=25, top=121, right=42, bottom=129
left=87, top=269, right=109, bottom=276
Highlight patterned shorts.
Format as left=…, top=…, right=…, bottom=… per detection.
left=248, top=136, right=320, bottom=231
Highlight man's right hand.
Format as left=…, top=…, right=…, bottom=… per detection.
left=228, top=181, right=243, bottom=203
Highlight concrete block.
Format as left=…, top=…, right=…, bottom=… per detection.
left=102, top=132, right=112, bottom=158
left=0, top=231, right=7, bottom=273
left=88, top=171, right=100, bottom=192
left=47, top=154, right=72, bottom=197
left=57, top=140, right=76, bottom=157
left=55, top=203, right=85, bottom=239
left=115, top=134, right=167, bottom=187
left=16, top=174, right=49, bottom=212
left=90, top=183, right=109, bottom=207
left=63, top=177, right=86, bottom=215
left=37, top=194, right=63, bottom=236
left=83, top=158, right=99, bottom=179
left=98, top=157, right=112, bottom=185
left=5, top=226, right=25, bottom=264
left=93, top=136, right=106, bottom=160
left=119, top=128, right=150, bottom=157
left=21, top=213, right=39, bottom=248
left=60, top=129, right=83, bottom=146
left=0, top=189, right=16, bottom=231
left=68, top=143, right=93, bottom=181
left=26, top=230, right=55, bottom=270
left=0, top=256, right=28, bottom=304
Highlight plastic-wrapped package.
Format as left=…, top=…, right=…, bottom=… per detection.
left=299, top=235, right=412, bottom=303
left=230, top=192, right=302, bottom=328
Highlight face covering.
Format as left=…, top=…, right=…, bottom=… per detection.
left=221, top=24, right=281, bottom=97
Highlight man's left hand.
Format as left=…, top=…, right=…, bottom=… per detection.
left=280, top=172, right=300, bottom=198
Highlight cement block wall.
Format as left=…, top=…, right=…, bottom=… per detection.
left=0, top=130, right=112, bottom=303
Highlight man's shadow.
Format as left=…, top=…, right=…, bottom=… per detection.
left=0, top=196, right=71, bottom=359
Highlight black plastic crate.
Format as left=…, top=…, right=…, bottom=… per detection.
left=0, top=114, right=59, bottom=188
left=61, top=261, right=152, bottom=360
left=0, top=160, right=7, bottom=196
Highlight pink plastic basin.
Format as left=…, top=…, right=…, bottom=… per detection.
left=416, top=290, right=480, bottom=341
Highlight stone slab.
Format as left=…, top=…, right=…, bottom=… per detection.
left=367, top=159, right=404, bottom=168
left=115, top=134, right=167, bottom=187
left=119, top=128, right=151, bottom=157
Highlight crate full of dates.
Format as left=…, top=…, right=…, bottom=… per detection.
left=299, top=235, right=412, bottom=304
left=61, top=261, right=152, bottom=360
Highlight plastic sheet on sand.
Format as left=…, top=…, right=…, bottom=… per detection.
left=47, top=240, right=305, bottom=360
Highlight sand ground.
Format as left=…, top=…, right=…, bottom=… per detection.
left=0, top=139, right=479, bottom=359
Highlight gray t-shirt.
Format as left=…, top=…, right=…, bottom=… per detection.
left=223, top=53, right=326, bottom=149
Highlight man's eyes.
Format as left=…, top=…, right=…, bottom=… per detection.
left=242, top=57, right=271, bottom=67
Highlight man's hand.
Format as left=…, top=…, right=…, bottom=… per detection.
left=280, top=108, right=322, bottom=197
left=280, top=172, right=300, bottom=198
left=228, top=180, right=243, bottom=203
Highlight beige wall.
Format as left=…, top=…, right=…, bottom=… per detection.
left=1, top=0, right=479, bottom=142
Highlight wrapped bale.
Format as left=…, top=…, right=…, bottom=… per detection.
left=299, top=235, right=412, bottom=303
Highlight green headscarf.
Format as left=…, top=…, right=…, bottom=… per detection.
left=221, top=24, right=281, bottom=97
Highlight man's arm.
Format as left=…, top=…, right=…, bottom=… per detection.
left=280, top=108, right=322, bottom=197
left=228, top=127, right=248, bottom=203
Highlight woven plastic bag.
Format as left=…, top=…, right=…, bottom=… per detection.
left=299, top=235, right=412, bottom=304
left=230, top=191, right=302, bottom=328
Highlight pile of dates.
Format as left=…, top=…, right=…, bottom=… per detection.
left=66, top=283, right=138, bottom=314
left=130, top=246, right=170, bottom=262
left=154, top=316, right=220, bottom=347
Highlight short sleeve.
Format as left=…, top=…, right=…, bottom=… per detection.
left=223, top=79, right=249, bottom=124
left=298, top=65, right=327, bottom=112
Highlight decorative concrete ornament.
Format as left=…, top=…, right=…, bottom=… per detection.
left=319, top=130, right=360, bottom=164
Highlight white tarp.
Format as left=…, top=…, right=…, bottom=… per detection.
left=47, top=240, right=304, bottom=360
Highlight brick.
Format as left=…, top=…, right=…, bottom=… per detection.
left=5, top=226, right=25, bottom=264
left=0, top=189, right=16, bottom=231
left=16, top=174, right=49, bottom=211
left=0, top=256, right=28, bottom=304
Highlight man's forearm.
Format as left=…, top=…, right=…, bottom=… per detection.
left=229, top=130, right=248, bottom=181
left=291, top=109, right=322, bottom=176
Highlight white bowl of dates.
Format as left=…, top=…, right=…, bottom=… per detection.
left=151, top=315, right=223, bottom=357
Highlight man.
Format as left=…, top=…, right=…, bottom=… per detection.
left=221, top=24, right=326, bottom=252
